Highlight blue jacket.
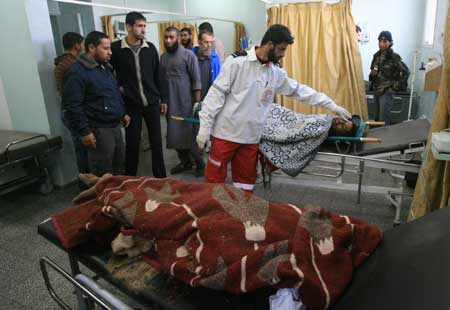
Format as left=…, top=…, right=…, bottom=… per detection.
left=192, top=47, right=221, bottom=82
left=62, top=54, right=125, bottom=136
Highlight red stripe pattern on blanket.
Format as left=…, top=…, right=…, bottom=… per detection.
left=52, top=176, right=382, bottom=309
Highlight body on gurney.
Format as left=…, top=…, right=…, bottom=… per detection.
left=45, top=174, right=381, bottom=309
left=38, top=174, right=450, bottom=310
left=171, top=113, right=383, bottom=143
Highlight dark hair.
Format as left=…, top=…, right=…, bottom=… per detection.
left=84, top=31, right=109, bottom=51
left=125, top=11, right=146, bottom=25
left=261, top=24, right=294, bottom=46
left=165, top=26, right=179, bottom=35
left=329, top=115, right=360, bottom=137
left=355, top=25, right=362, bottom=33
left=198, top=30, right=213, bottom=41
left=62, top=32, right=84, bottom=50
left=180, top=27, right=192, bottom=35
left=199, top=22, right=213, bottom=33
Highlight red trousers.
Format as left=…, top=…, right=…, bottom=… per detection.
left=205, top=136, right=258, bottom=192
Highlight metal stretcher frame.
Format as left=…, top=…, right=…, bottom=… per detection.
left=0, top=131, right=62, bottom=195
left=37, top=218, right=276, bottom=310
left=37, top=206, right=450, bottom=310
left=38, top=218, right=138, bottom=310
left=265, top=150, right=422, bottom=224
left=40, top=256, right=133, bottom=310
left=261, top=122, right=428, bottom=225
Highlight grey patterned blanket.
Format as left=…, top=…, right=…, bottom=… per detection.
left=259, top=104, right=333, bottom=177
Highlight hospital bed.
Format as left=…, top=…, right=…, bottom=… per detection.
left=0, top=130, right=62, bottom=195
left=37, top=205, right=450, bottom=310
left=261, top=119, right=431, bottom=224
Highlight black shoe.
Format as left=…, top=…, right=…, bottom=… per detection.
left=170, top=163, right=192, bottom=174
left=195, top=166, right=205, bottom=178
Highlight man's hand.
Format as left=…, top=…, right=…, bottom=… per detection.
left=193, top=102, right=202, bottom=116
left=196, top=132, right=210, bottom=150
left=123, top=114, right=131, bottom=128
left=333, top=106, right=352, bottom=120
left=81, top=133, right=96, bottom=149
left=370, top=66, right=378, bottom=77
left=160, top=103, right=168, bottom=115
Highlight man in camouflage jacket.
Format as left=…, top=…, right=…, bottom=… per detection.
left=369, top=31, right=410, bottom=125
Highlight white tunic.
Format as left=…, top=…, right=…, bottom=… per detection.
left=199, top=46, right=340, bottom=144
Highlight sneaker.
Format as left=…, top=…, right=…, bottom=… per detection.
left=170, top=163, right=192, bottom=174
left=195, top=166, right=205, bottom=178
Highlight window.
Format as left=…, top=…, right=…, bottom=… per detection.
left=423, top=0, right=438, bottom=46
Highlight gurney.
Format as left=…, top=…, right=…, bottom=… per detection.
left=39, top=176, right=384, bottom=309
left=171, top=113, right=430, bottom=224
left=37, top=204, right=450, bottom=310
left=0, top=130, right=62, bottom=195
left=261, top=119, right=431, bottom=224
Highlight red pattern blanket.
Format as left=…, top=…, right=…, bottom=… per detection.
left=52, top=176, right=382, bottom=309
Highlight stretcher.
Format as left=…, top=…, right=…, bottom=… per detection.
left=261, top=119, right=430, bottom=224
left=0, top=130, right=62, bottom=195
left=37, top=205, right=450, bottom=310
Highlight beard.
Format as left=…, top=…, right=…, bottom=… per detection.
left=132, top=31, right=145, bottom=41
left=165, top=41, right=179, bottom=53
left=268, top=47, right=280, bottom=64
left=181, top=38, right=191, bottom=47
left=94, top=53, right=109, bottom=64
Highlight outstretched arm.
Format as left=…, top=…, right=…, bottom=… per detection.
left=275, top=69, right=351, bottom=119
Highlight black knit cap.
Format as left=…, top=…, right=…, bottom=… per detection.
left=378, top=31, right=393, bottom=42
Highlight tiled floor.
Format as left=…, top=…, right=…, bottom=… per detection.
left=0, top=118, right=413, bottom=309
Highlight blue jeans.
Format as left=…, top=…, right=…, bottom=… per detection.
left=375, top=91, right=393, bottom=125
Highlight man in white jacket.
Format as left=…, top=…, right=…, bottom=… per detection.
left=197, top=24, right=351, bottom=192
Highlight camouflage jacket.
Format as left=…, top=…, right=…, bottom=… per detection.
left=369, top=48, right=410, bottom=95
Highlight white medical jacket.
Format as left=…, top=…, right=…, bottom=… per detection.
left=199, top=46, right=340, bottom=144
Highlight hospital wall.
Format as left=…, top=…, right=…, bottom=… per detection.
left=168, top=0, right=267, bottom=46
left=0, top=0, right=51, bottom=134
left=91, top=0, right=172, bottom=35
left=0, top=76, right=13, bottom=130
left=414, top=0, right=449, bottom=120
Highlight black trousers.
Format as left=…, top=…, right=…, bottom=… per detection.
left=125, top=104, right=167, bottom=178
left=175, top=123, right=204, bottom=169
